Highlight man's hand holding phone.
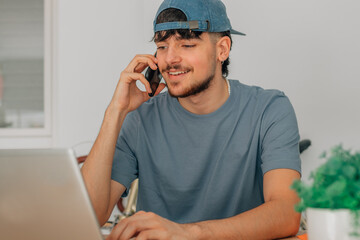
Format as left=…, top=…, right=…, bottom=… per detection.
left=108, top=54, right=165, bottom=114
left=82, top=54, right=165, bottom=228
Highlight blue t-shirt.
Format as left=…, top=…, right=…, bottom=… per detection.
left=112, top=80, right=301, bottom=223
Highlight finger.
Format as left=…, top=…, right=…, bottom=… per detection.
left=125, top=55, right=154, bottom=72
left=113, top=213, right=158, bottom=240
left=135, top=74, right=153, bottom=94
left=120, top=72, right=152, bottom=94
left=134, top=210, right=147, bottom=216
left=134, top=61, right=157, bottom=74
left=153, top=83, right=167, bottom=96
left=106, top=211, right=147, bottom=239
left=107, top=217, right=132, bottom=240
left=136, top=229, right=167, bottom=240
left=118, top=221, right=140, bottom=240
left=140, top=91, right=151, bottom=103
left=126, top=55, right=158, bottom=73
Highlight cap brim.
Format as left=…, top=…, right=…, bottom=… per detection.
left=230, top=29, right=246, bottom=36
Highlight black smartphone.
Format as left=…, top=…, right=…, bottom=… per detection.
left=144, top=53, right=162, bottom=97
left=145, top=67, right=162, bottom=97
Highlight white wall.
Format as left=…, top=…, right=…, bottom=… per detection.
left=7, top=0, right=360, bottom=181
left=222, top=0, right=360, bottom=180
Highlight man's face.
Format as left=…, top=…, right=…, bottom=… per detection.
left=155, top=32, right=219, bottom=98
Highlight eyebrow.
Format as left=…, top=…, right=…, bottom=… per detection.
left=155, top=35, right=203, bottom=44
left=154, top=31, right=204, bottom=43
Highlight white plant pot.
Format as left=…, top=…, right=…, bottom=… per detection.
left=307, top=208, right=359, bottom=240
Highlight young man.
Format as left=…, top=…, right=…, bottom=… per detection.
left=81, top=0, right=302, bottom=239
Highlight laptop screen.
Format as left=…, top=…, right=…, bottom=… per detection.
left=0, top=148, right=104, bottom=240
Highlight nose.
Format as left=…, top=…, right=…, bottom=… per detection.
left=164, top=47, right=181, bottom=66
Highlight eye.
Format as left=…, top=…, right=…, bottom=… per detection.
left=156, top=45, right=167, bottom=50
left=183, top=44, right=195, bottom=48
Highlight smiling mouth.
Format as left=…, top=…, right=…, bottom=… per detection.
left=168, top=70, right=190, bottom=76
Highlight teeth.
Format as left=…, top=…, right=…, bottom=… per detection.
left=169, top=71, right=187, bottom=76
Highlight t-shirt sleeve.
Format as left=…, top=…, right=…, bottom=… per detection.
left=260, top=92, right=301, bottom=175
left=111, top=111, right=139, bottom=197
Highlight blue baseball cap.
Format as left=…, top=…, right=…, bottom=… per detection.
left=153, top=0, right=245, bottom=36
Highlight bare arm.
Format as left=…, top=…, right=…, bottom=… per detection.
left=81, top=54, right=165, bottom=225
left=188, top=168, right=301, bottom=239
left=107, top=169, right=301, bottom=240
left=81, top=108, right=127, bottom=225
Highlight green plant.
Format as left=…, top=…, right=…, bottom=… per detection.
left=292, top=144, right=360, bottom=236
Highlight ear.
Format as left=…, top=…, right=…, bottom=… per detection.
left=216, top=36, right=231, bottom=62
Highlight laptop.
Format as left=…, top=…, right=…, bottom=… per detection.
left=0, top=148, right=104, bottom=240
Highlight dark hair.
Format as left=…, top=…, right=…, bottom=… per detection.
left=153, top=8, right=232, bottom=77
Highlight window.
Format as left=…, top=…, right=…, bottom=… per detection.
left=0, top=0, right=52, bottom=136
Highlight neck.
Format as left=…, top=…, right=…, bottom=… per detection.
left=177, top=75, right=229, bottom=115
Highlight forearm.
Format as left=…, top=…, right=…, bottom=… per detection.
left=187, top=200, right=300, bottom=240
left=81, top=105, right=127, bottom=222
